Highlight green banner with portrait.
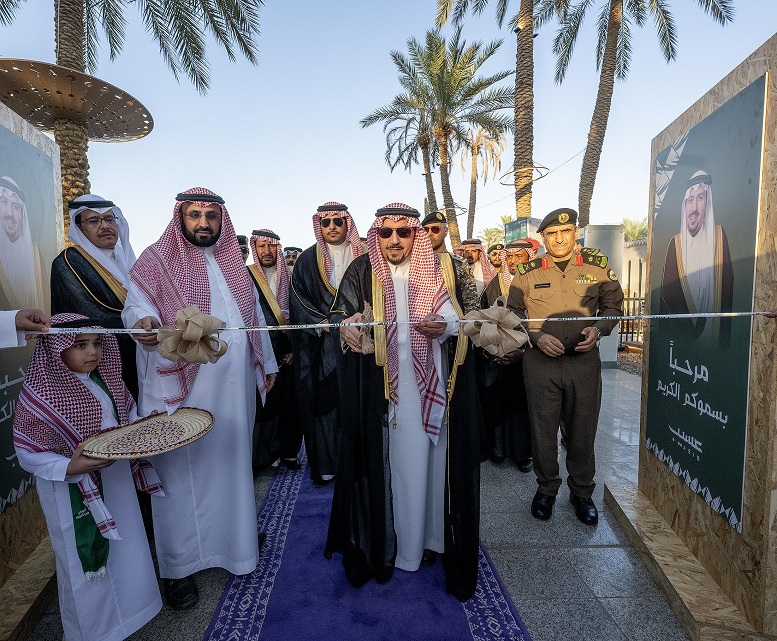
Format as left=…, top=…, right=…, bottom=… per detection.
left=645, top=75, right=765, bottom=533
left=0, top=120, right=59, bottom=515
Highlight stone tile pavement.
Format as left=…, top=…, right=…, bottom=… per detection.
left=28, top=368, right=689, bottom=641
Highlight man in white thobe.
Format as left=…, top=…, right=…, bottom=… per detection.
left=458, top=238, right=494, bottom=297
left=123, top=187, right=277, bottom=610
left=326, top=203, right=482, bottom=602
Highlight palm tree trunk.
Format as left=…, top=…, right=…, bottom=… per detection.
left=437, top=136, right=461, bottom=249
left=578, top=0, right=621, bottom=228
left=514, top=0, right=534, bottom=220
left=467, top=146, right=478, bottom=238
left=54, top=0, right=90, bottom=234
left=421, top=142, right=439, bottom=214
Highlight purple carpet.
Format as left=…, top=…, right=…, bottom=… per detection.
left=203, top=450, right=531, bottom=641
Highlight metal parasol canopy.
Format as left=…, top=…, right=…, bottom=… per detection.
left=0, top=58, right=153, bottom=142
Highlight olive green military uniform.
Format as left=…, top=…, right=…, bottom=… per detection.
left=506, top=249, right=624, bottom=498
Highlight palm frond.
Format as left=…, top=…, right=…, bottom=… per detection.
left=97, top=0, right=127, bottom=63
left=614, top=13, right=632, bottom=80
left=692, top=0, right=734, bottom=25
left=553, top=0, right=595, bottom=83
left=0, top=0, right=25, bottom=26
left=137, top=0, right=181, bottom=82
left=646, top=0, right=676, bottom=62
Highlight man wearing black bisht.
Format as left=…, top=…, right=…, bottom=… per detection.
left=50, top=195, right=141, bottom=399
left=247, top=229, right=302, bottom=472
left=478, top=239, right=537, bottom=471
left=325, top=203, right=481, bottom=603
left=289, top=202, right=363, bottom=485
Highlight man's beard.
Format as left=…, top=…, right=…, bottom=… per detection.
left=182, top=224, right=221, bottom=247
left=259, top=254, right=277, bottom=268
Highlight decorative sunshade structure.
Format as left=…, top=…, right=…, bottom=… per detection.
left=0, top=58, right=153, bottom=141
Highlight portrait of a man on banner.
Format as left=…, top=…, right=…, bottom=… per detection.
left=646, top=75, right=764, bottom=533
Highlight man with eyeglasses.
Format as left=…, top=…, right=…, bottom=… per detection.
left=325, top=203, right=481, bottom=603
left=51, top=194, right=142, bottom=398
left=289, top=202, right=363, bottom=486
left=507, top=209, right=623, bottom=526
left=122, top=187, right=278, bottom=610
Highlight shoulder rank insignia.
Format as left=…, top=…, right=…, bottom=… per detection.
left=580, top=247, right=600, bottom=256
left=517, top=258, right=542, bottom=275
left=583, top=253, right=608, bottom=269
left=451, top=253, right=466, bottom=263
left=608, top=268, right=618, bottom=281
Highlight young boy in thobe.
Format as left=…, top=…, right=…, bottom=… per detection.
left=13, top=314, right=163, bottom=641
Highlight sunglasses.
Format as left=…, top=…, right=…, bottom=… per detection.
left=424, top=225, right=442, bottom=234
left=320, top=217, right=344, bottom=228
left=377, top=227, right=413, bottom=239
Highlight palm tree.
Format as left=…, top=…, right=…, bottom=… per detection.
left=1, top=0, right=263, bottom=228
left=361, top=52, right=440, bottom=215
left=364, top=28, right=512, bottom=249
left=478, top=226, right=505, bottom=248
left=623, top=216, right=647, bottom=241
left=437, top=1, right=570, bottom=221
left=460, top=128, right=507, bottom=237
left=545, top=0, right=733, bottom=227
left=416, top=28, right=513, bottom=248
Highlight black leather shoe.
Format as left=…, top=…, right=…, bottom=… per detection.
left=280, top=458, right=301, bottom=470
left=531, top=491, right=555, bottom=520
left=258, top=531, right=267, bottom=548
left=517, top=459, right=532, bottom=473
left=570, top=494, right=598, bottom=525
left=421, top=549, right=437, bottom=565
left=164, top=576, right=199, bottom=610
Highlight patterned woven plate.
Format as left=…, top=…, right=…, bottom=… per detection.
left=82, top=407, right=214, bottom=460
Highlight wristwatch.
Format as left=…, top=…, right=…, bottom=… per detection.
left=594, top=326, right=602, bottom=341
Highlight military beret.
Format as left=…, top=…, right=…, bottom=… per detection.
left=537, top=208, right=578, bottom=233
left=487, top=243, right=505, bottom=253
left=421, top=211, right=447, bottom=227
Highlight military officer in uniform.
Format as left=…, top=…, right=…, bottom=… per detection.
left=487, top=243, right=504, bottom=269
left=506, top=208, right=623, bottom=525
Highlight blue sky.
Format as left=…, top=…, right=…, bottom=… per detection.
left=1, top=1, right=775, bottom=252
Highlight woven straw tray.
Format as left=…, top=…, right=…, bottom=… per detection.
left=82, top=407, right=214, bottom=460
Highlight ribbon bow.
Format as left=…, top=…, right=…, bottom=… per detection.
left=157, top=306, right=229, bottom=364
left=461, top=297, right=529, bottom=358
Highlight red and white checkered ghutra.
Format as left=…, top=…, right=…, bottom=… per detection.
left=13, top=313, right=163, bottom=538
left=130, top=187, right=266, bottom=407
left=367, top=203, right=450, bottom=439
left=312, top=201, right=363, bottom=280
left=250, top=229, right=290, bottom=316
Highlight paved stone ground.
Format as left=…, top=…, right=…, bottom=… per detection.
left=29, top=368, right=688, bottom=641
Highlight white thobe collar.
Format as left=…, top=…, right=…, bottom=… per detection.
left=472, top=261, right=484, bottom=296
left=326, top=241, right=352, bottom=288
left=262, top=264, right=278, bottom=296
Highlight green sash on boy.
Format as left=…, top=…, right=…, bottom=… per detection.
left=67, top=370, right=120, bottom=579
